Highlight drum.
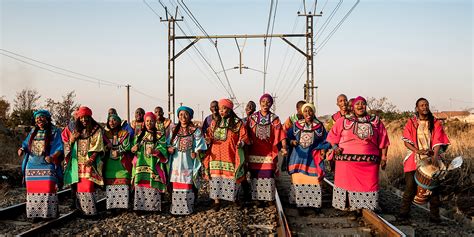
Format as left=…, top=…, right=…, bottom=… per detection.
left=413, top=160, right=444, bottom=204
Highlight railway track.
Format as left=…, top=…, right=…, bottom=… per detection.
left=275, top=173, right=407, bottom=237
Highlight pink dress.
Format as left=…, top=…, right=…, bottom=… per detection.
left=326, top=114, right=389, bottom=211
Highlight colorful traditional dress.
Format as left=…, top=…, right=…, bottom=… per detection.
left=283, top=114, right=300, bottom=133
left=204, top=117, right=249, bottom=202
left=287, top=119, right=330, bottom=208
left=64, top=125, right=105, bottom=215
left=131, top=120, right=144, bottom=138
left=168, top=125, right=207, bottom=215
left=131, top=131, right=168, bottom=211
left=325, top=111, right=344, bottom=131
left=246, top=111, right=286, bottom=201
left=326, top=114, right=389, bottom=211
left=103, top=129, right=132, bottom=209
left=21, top=126, right=63, bottom=218
left=156, top=118, right=172, bottom=138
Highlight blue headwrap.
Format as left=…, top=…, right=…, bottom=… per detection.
left=177, top=106, right=194, bottom=119
left=33, top=109, right=51, bottom=119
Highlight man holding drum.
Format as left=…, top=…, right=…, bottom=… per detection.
left=399, top=98, right=450, bottom=223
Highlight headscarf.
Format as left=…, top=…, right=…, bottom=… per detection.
left=144, top=112, right=157, bottom=122
left=76, top=106, right=92, bottom=118
left=177, top=106, right=194, bottom=119
left=218, top=98, right=234, bottom=110
left=301, top=103, right=315, bottom=113
left=33, top=109, right=51, bottom=119
left=352, top=96, right=367, bottom=108
left=260, top=93, right=274, bottom=105
left=108, top=114, right=121, bottom=123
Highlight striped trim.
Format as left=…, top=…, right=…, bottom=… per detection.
left=249, top=155, right=273, bottom=164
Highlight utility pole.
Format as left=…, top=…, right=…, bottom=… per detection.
left=271, top=94, right=278, bottom=113
left=298, top=6, right=322, bottom=104
left=126, top=84, right=131, bottom=122
left=161, top=7, right=183, bottom=123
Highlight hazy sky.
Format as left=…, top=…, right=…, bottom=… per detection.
left=1, top=0, right=472, bottom=122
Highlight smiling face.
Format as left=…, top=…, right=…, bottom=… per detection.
left=210, top=101, right=219, bottom=115
left=154, top=107, right=164, bottom=118
left=303, top=106, right=315, bottom=123
left=219, top=105, right=231, bottom=118
left=108, top=117, right=120, bottom=130
left=79, top=116, right=90, bottom=127
left=337, top=95, right=348, bottom=112
left=145, top=117, right=155, bottom=131
left=178, top=110, right=190, bottom=125
left=260, top=98, right=272, bottom=113
left=135, top=109, right=144, bottom=121
left=35, top=115, right=48, bottom=129
left=354, top=100, right=367, bottom=117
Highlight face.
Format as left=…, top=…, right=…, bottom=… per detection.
left=353, top=100, right=367, bottom=116
left=145, top=117, right=155, bottom=130
left=416, top=100, right=430, bottom=116
left=108, top=108, right=117, bottom=116
left=179, top=110, right=190, bottom=125
left=79, top=116, right=90, bottom=127
left=135, top=109, right=144, bottom=121
left=154, top=107, right=164, bottom=118
left=337, top=96, right=348, bottom=111
left=260, top=98, right=272, bottom=112
left=219, top=105, right=231, bottom=118
left=245, top=103, right=255, bottom=116
left=108, top=118, right=120, bottom=129
left=296, top=104, right=304, bottom=115
left=35, top=115, right=48, bottom=129
left=347, top=99, right=354, bottom=112
left=210, top=102, right=218, bottom=115
left=303, top=107, right=314, bottom=123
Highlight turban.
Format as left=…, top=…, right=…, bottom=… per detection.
left=144, top=112, right=156, bottom=121
left=301, top=103, right=315, bottom=113
left=218, top=98, right=234, bottom=110
left=260, top=93, right=274, bottom=105
left=177, top=106, right=194, bottom=119
left=352, top=96, right=367, bottom=108
left=76, top=106, right=92, bottom=118
left=108, top=114, right=121, bottom=123
left=33, top=109, right=51, bottom=119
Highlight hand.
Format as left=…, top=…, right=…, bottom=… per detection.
left=431, top=158, right=439, bottom=168
left=168, top=147, right=175, bottom=155
left=18, top=148, right=24, bottom=157
left=191, top=152, right=197, bottom=159
left=334, top=147, right=344, bottom=155
left=320, top=149, right=327, bottom=159
left=380, top=160, right=387, bottom=170
left=290, top=140, right=299, bottom=147
left=238, top=141, right=245, bottom=148
left=45, top=156, right=52, bottom=163
left=131, top=145, right=138, bottom=153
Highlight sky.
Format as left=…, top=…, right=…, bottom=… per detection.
left=1, top=0, right=472, bottom=122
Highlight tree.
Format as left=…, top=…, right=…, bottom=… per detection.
left=10, top=89, right=41, bottom=127
left=366, top=97, right=398, bottom=113
left=45, top=91, right=79, bottom=127
left=0, top=96, right=10, bottom=124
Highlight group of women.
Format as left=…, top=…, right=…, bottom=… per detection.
left=18, top=93, right=448, bottom=223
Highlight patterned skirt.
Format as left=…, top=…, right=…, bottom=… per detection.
left=134, top=185, right=161, bottom=211
left=25, top=165, right=58, bottom=219
left=250, top=178, right=275, bottom=201
left=289, top=173, right=322, bottom=208
left=106, top=185, right=129, bottom=209
left=209, top=176, right=240, bottom=202
left=76, top=178, right=98, bottom=215
left=170, top=183, right=194, bottom=215
left=332, top=185, right=378, bottom=211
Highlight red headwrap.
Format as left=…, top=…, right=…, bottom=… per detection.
left=260, top=93, right=274, bottom=105
left=352, top=96, right=366, bottom=108
left=76, top=106, right=92, bottom=118
left=218, top=98, right=234, bottom=110
left=144, top=112, right=156, bottom=121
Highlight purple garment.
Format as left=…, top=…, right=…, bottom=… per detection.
left=201, top=115, right=213, bottom=135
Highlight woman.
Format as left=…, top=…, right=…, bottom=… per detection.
left=246, top=93, right=287, bottom=203
left=287, top=103, right=330, bottom=211
left=19, top=110, right=63, bottom=220
left=103, top=114, right=132, bottom=211
left=63, top=106, right=105, bottom=216
left=399, top=98, right=449, bottom=223
left=168, top=106, right=207, bottom=215
left=203, top=99, right=249, bottom=209
left=326, top=96, right=389, bottom=211
left=131, top=112, right=168, bottom=212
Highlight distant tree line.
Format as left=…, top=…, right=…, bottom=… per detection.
left=0, top=89, right=79, bottom=129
